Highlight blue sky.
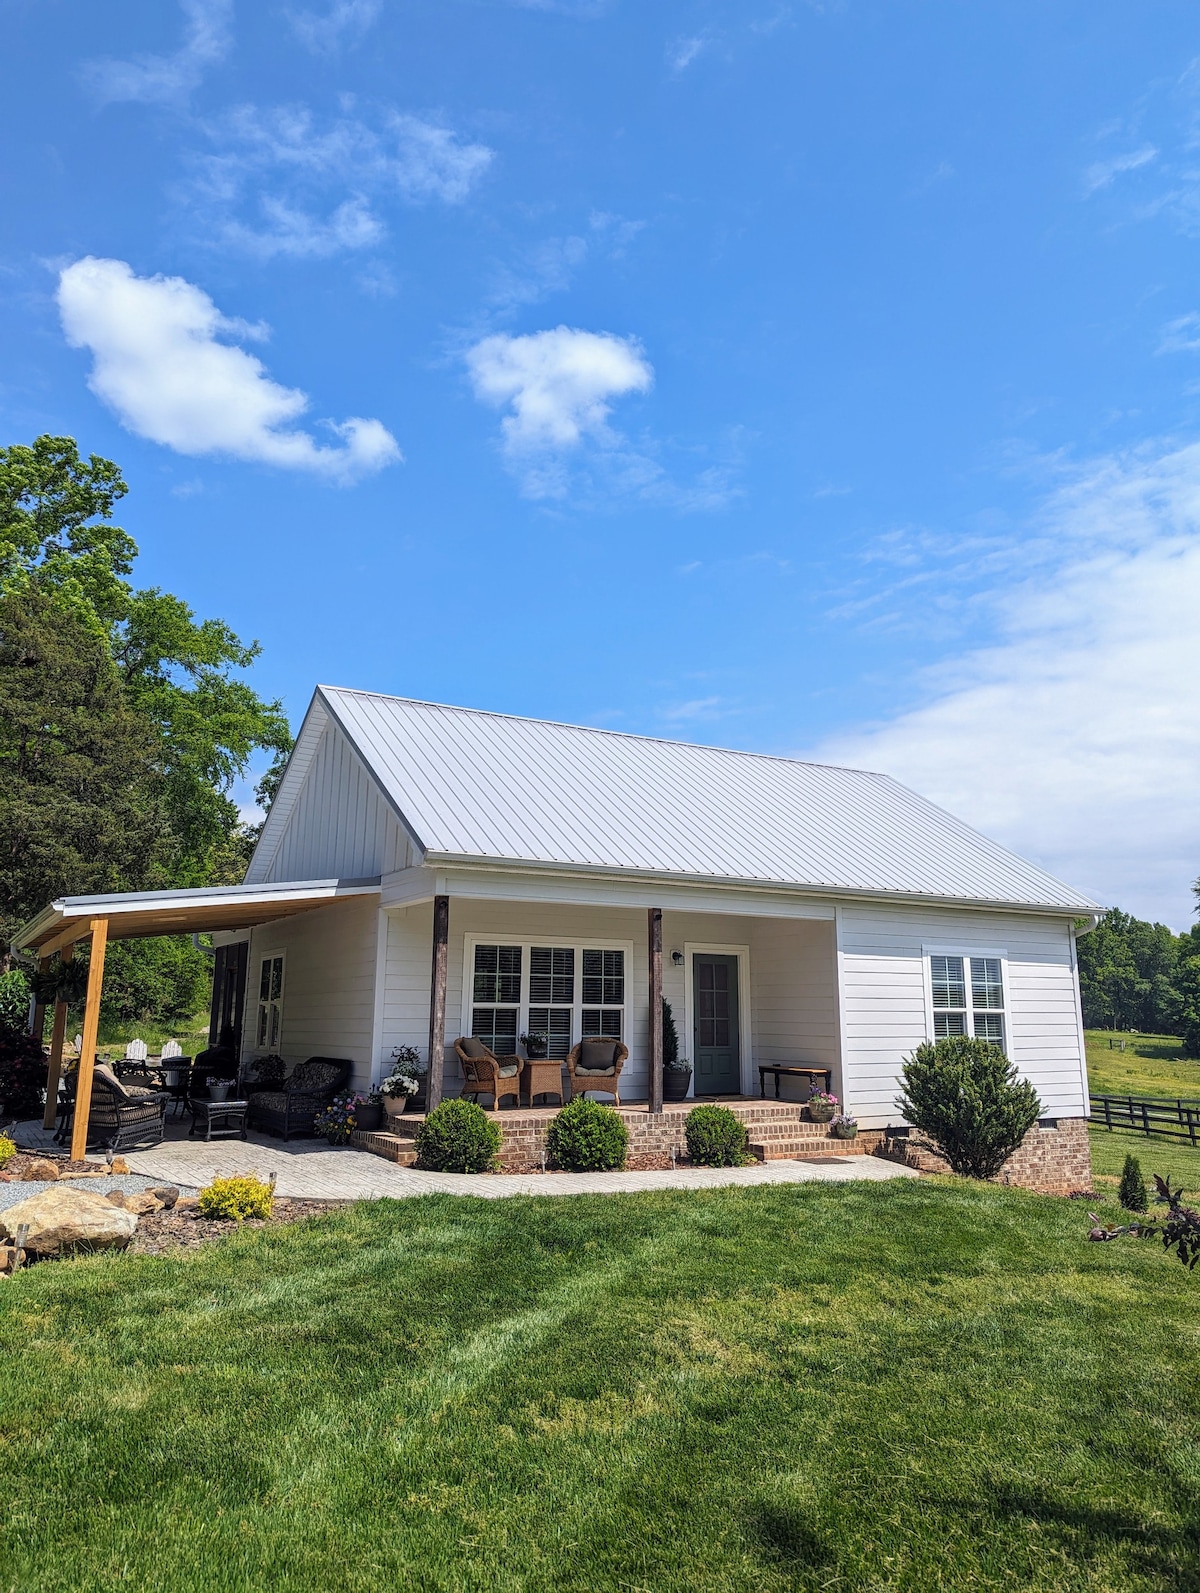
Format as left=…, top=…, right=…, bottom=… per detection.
left=3, top=0, right=1199, bottom=924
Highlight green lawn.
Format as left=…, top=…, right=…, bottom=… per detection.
left=3, top=1182, right=1200, bottom=1592
left=1086, top=1031, right=1200, bottom=1190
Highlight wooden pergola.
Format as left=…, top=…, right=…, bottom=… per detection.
left=17, top=879, right=380, bottom=1159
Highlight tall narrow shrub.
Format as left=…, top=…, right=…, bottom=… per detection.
left=662, top=998, right=680, bottom=1067
left=897, top=1036, right=1041, bottom=1181
left=1119, top=1153, right=1148, bottom=1213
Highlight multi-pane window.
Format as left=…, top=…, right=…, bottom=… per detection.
left=467, top=942, right=625, bottom=1054
left=472, top=944, right=522, bottom=1055
left=528, top=947, right=575, bottom=1059
left=582, top=948, right=624, bottom=1038
left=255, top=953, right=285, bottom=1051
left=931, top=955, right=1005, bottom=1047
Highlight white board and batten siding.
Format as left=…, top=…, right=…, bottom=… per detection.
left=838, top=902, right=1088, bottom=1126
left=252, top=723, right=412, bottom=886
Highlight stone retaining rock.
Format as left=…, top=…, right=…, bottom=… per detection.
left=0, top=1187, right=138, bottom=1254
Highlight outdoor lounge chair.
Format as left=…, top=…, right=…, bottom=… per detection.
left=246, top=1056, right=353, bottom=1141
left=454, top=1037, right=523, bottom=1110
left=57, top=1063, right=169, bottom=1153
left=566, top=1038, right=628, bottom=1105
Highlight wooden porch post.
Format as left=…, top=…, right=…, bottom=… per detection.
left=41, top=945, right=72, bottom=1132
left=70, top=920, right=108, bottom=1162
left=425, top=895, right=450, bottom=1113
left=648, top=907, right=664, bottom=1114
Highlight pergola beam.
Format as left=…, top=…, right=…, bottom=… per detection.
left=35, top=919, right=96, bottom=960
left=70, top=919, right=108, bottom=1162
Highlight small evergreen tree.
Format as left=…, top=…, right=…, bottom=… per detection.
left=662, top=997, right=680, bottom=1067
left=1118, top=1153, right=1148, bottom=1213
left=897, top=1036, right=1041, bottom=1180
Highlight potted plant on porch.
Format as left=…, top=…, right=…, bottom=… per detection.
left=830, top=1113, right=858, bottom=1139
left=520, top=1030, right=549, bottom=1059
left=806, top=1089, right=839, bottom=1124
left=379, top=1056, right=421, bottom=1121
left=661, top=999, right=692, bottom=1101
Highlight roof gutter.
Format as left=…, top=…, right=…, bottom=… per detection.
left=420, top=851, right=1103, bottom=919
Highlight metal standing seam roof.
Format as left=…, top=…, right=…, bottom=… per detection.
left=307, top=686, right=1099, bottom=913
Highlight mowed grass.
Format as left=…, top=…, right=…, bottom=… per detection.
left=1086, top=1031, right=1200, bottom=1189
left=3, top=1184, right=1200, bottom=1593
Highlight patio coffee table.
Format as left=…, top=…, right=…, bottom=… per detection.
left=523, top=1058, right=565, bottom=1107
left=189, top=1097, right=249, bottom=1142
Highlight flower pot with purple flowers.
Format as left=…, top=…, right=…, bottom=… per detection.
left=806, top=1090, right=838, bottom=1124
left=830, top=1114, right=858, bottom=1139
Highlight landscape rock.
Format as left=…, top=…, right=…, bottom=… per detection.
left=123, top=1193, right=163, bottom=1216
left=110, top=1157, right=131, bottom=1174
left=148, top=1185, right=180, bottom=1209
left=0, top=1244, right=25, bottom=1272
left=0, top=1187, right=138, bottom=1255
left=175, top=1195, right=200, bottom=1211
left=24, top=1158, right=60, bottom=1182
left=104, top=1189, right=129, bottom=1207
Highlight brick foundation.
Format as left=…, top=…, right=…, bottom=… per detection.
left=353, top=1100, right=884, bottom=1170
left=884, top=1116, right=1091, bottom=1195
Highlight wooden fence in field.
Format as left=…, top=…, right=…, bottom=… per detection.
left=1090, top=1093, right=1200, bottom=1145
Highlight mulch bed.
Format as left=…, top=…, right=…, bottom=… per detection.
left=128, top=1198, right=348, bottom=1256
left=0, top=1151, right=109, bottom=1182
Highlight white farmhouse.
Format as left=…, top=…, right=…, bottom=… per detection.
left=20, top=685, right=1100, bottom=1188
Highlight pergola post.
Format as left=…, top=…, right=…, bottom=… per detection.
left=648, top=907, right=664, bottom=1114
left=41, top=945, right=72, bottom=1132
left=70, top=920, right=108, bottom=1162
left=425, top=895, right=450, bottom=1113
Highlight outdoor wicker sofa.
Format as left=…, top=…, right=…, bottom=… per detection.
left=245, top=1056, right=353, bottom=1141
left=454, top=1037, right=523, bottom=1110
left=56, top=1063, right=169, bottom=1152
left=566, top=1038, right=629, bottom=1105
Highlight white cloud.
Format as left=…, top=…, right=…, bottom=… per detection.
left=57, top=257, right=399, bottom=484
left=287, top=0, right=382, bottom=53
left=83, top=0, right=233, bottom=106
left=668, top=35, right=708, bottom=72
left=813, top=438, right=1200, bottom=928
left=1083, top=144, right=1158, bottom=196
left=466, top=326, right=652, bottom=452
left=189, top=103, right=493, bottom=257
left=1158, top=312, right=1200, bottom=355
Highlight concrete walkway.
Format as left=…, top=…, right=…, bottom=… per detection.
left=10, top=1120, right=918, bottom=1201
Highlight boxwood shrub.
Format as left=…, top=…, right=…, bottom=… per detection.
left=197, top=1175, right=275, bottom=1222
left=547, top=1098, right=628, bottom=1171
left=685, top=1104, right=750, bottom=1167
left=414, top=1098, right=501, bottom=1173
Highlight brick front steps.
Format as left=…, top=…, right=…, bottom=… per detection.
left=352, top=1100, right=882, bottom=1170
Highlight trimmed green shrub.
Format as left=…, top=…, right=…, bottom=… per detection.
left=198, top=1175, right=274, bottom=1222
left=0, top=1133, right=16, bottom=1168
left=662, top=998, right=680, bottom=1067
left=547, top=1098, right=628, bottom=1171
left=685, top=1104, right=750, bottom=1166
left=414, top=1098, right=501, bottom=1173
left=1119, top=1152, right=1148, bottom=1213
left=898, top=1036, right=1041, bottom=1181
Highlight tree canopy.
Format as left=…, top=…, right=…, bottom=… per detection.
left=1076, top=891, right=1200, bottom=1050
left=0, top=435, right=293, bottom=1025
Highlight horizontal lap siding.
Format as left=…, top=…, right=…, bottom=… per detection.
left=382, top=903, right=837, bottom=1099
left=839, top=904, right=1087, bottom=1125
left=243, top=895, right=380, bottom=1092
left=262, top=725, right=410, bottom=883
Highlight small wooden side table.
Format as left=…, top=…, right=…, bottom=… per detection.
left=523, top=1059, right=565, bottom=1108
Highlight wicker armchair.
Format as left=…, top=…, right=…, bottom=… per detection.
left=566, top=1038, right=629, bottom=1105
left=247, top=1056, right=353, bottom=1141
left=57, top=1063, right=169, bottom=1152
left=454, top=1038, right=523, bottom=1110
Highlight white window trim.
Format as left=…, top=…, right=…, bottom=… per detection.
left=921, top=948, right=1009, bottom=1049
left=253, top=948, right=286, bottom=1055
left=460, top=934, right=635, bottom=1057
left=682, top=942, right=753, bottom=1098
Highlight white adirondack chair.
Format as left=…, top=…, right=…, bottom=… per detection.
left=161, top=1039, right=182, bottom=1059
left=124, top=1038, right=148, bottom=1061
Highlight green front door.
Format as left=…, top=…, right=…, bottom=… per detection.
left=693, top=954, right=740, bottom=1095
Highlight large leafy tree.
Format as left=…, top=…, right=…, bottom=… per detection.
left=0, top=436, right=291, bottom=886
left=0, top=436, right=292, bottom=1027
